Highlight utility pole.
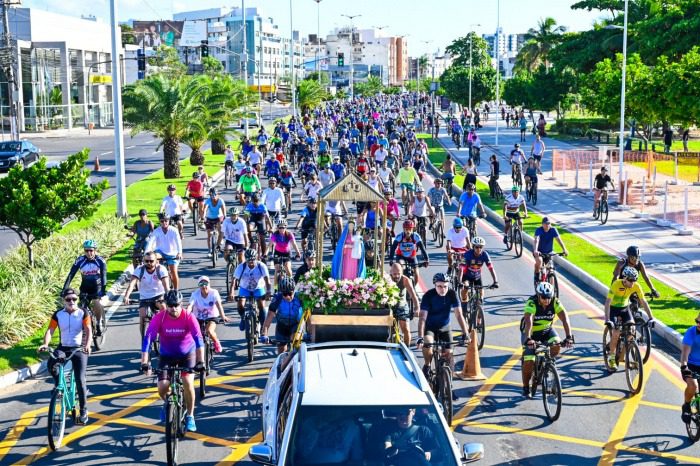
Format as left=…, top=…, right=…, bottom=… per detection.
left=341, top=14, right=361, bottom=100
left=495, top=0, right=501, bottom=146
left=241, top=0, right=248, bottom=138
left=314, top=0, right=322, bottom=85
left=0, top=0, right=20, bottom=140
left=109, top=0, right=127, bottom=217
left=290, top=0, right=297, bottom=117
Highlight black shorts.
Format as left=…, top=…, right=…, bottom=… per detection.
left=462, top=275, right=483, bottom=287
left=205, top=218, right=221, bottom=231
left=425, top=325, right=452, bottom=349
left=225, top=240, right=245, bottom=252
left=251, top=219, right=266, bottom=234
left=393, top=306, right=411, bottom=322
left=274, top=320, right=299, bottom=344
left=157, top=352, right=196, bottom=381
left=505, top=212, right=521, bottom=222
left=610, top=305, right=634, bottom=325
left=521, top=328, right=560, bottom=361
left=533, top=154, right=542, bottom=162
left=301, top=226, right=314, bottom=240
left=225, top=160, right=234, bottom=168
left=139, top=295, right=164, bottom=314
left=171, top=214, right=183, bottom=224
left=273, top=251, right=291, bottom=261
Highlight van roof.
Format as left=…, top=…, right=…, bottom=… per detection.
left=300, top=345, right=429, bottom=406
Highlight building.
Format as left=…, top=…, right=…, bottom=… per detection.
left=2, top=7, right=120, bottom=132
left=482, top=28, right=526, bottom=78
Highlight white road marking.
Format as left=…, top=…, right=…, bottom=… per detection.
left=126, top=145, right=135, bottom=149
left=100, top=151, right=112, bottom=156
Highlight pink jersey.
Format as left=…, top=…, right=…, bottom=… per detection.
left=142, top=309, right=203, bottom=357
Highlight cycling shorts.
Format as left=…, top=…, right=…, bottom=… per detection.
left=157, top=351, right=196, bottom=382
left=301, top=227, right=314, bottom=240
left=461, top=275, right=483, bottom=287
left=251, top=219, right=266, bottom=234
left=225, top=160, right=234, bottom=168
left=275, top=320, right=299, bottom=344
left=521, top=328, right=560, bottom=361
left=273, top=251, right=291, bottom=261
left=526, top=175, right=538, bottom=184
left=505, top=212, right=521, bottom=222
left=239, top=287, right=266, bottom=299
left=205, top=218, right=221, bottom=231
left=170, top=214, right=183, bottom=224
left=610, top=305, right=634, bottom=325
left=425, top=325, right=452, bottom=349
left=224, top=240, right=245, bottom=252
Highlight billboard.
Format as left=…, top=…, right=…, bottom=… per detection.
left=133, top=21, right=184, bottom=48
left=180, top=21, right=208, bottom=47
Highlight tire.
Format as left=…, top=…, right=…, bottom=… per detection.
left=635, top=318, right=652, bottom=364
left=93, top=316, right=106, bottom=351
left=151, top=337, right=160, bottom=358
left=603, top=325, right=614, bottom=372
left=192, top=205, right=198, bottom=237
left=686, top=401, right=700, bottom=443
left=436, top=221, right=444, bottom=248
left=549, top=273, right=559, bottom=299
left=226, top=261, right=235, bottom=302
left=199, top=343, right=209, bottom=399
left=600, top=201, right=609, bottom=225
left=505, top=229, right=513, bottom=251
left=526, top=185, right=532, bottom=203
left=47, top=389, right=66, bottom=451
left=437, top=364, right=453, bottom=426
left=245, top=312, right=256, bottom=363
left=532, top=186, right=538, bottom=206
left=542, top=364, right=562, bottom=422
left=625, top=341, right=644, bottom=395
left=165, top=398, right=179, bottom=466
left=474, top=304, right=486, bottom=351
left=514, top=229, right=523, bottom=258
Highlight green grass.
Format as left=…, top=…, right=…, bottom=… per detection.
left=630, top=160, right=700, bottom=184
left=0, top=150, right=226, bottom=375
left=420, top=133, right=699, bottom=332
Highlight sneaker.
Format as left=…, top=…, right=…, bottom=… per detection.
left=503, top=235, right=508, bottom=245
left=607, top=357, right=618, bottom=372
left=207, top=252, right=213, bottom=258
left=185, top=415, right=197, bottom=432
left=160, top=405, right=166, bottom=424
left=78, top=409, right=89, bottom=425
left=682, top=403, right=692, bottom=423
left=213, top=340, right=223, bottom=353
left=522, top=386, right=531, bottom=399
left=238, top=319, right=246, bottom=331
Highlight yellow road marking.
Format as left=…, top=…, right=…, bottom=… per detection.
left=598, top=361, right=650, bottom=466
left=211, top=383, right=264, bottom=394
left=484, top=320, right=522, bottom=332
left=215, top=432, right=263, bottom=465
left=650, top=356, right=686, bottom=390
left=0, top=411, right=39, bottom=462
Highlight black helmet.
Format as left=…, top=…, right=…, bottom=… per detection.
left=251, top=193, right=260, bottom=202
left=626, top=245, right=640, bottom=258
left=164, top=289, right=183, bottom=307
left=433, top=272, right=449, bottom=284
left=279, top=277, right=296, bottom=294
left=158, top=213, right=171, bottom=222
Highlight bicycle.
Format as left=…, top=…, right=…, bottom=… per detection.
left=123, top=225, right=146, bottom=268
left=155, top=365, right=195, bottom=466
left=528, top=341, right=565, bottom=422
left=504, top=213, right=525, bottom=258
left=462, top=215, right=478, bottom=241
left=197, top=317, right=222, bottom=399
left=461, top=283, right=497, bottom=351
left=536, top=253, right=564, bottom=298
left=472, top=146, right=481, bottom=166
left=224, top=246, right=240, bottom=302
left=413, top=216, right=429, bottom=246
left=593, top=188, right=609, bottom=225
left=43, top=347, right=81, bottom=450
left=209, top=226, right=220, bottom=268
left=489, top=176, right=504, bottom=201
left=268, top=253, right=294, bottom=289
left=398, top=260, right=427, bottom=289
left=526, top=178, right=538, bottom=206
left=79, top=294, right=106, bottom=351
left=603, top=318, right=644, bottom=395
left=238, top=297, right=259, bottom=363
left=430, top=214, right=444, bottom=248
left=685, top=371, right=700, bottom=443
left=630, top=293, right=655, bottom=364
left=183, top=196, right=201, bottom=237
left=443, top=177, right=454, bottom=197
left=422, top=340, right=454, bottom=425
left=224, top=163, right=234, bottom=189
left=511, top=163, right=523, bottom=189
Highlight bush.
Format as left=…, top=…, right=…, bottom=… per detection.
left=552, top=117, right=612, bottom=136
left=0, top=216, right=127, bottom=346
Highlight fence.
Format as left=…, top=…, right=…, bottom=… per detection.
left=1, top=102, right=114, bottom=136
left=650, top=183, right=700, bottom=233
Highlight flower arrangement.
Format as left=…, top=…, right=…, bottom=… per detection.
left=296, top=266, right=401, bottom=314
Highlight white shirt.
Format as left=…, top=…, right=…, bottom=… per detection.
left=50, top=308, right=89, bottom=347
left=249, top=150, right=263, bottom=165
left=504, top=193, right=527, bottom=213
left=161, top=195, right=184, bottom=217
left=189, top=288, right=222, bottom=320
left=375, top=148, right=388, bottom=163
left=319, top=170, right=335, bottom=187
left=234, top=261, right=270, bottom=291
left=305, top=181, right=322, bottom=199
left=147, top=226, right=182, bottom=256
left=225, top=148, right=235, bottom=162
left=446, top=227, right=469, bottom=249
left=262, top=187, right=286, bottom=212
left=223, top=217, right=247, bottom=244
left=378, top=167, right=392, bottom=184
left=133, top=264, right=168, bottom=299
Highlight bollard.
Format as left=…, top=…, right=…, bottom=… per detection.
left=574, top=157, right=579, bottom=190
left=556, top=152, right=568, bottom=186
left=677, top=187, right=694, bottom=235
left=588, top=160, right=594, bottom=196
left=657, top=180, right=671, bottom=227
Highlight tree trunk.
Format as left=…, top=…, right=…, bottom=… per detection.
left=163, top=137, right=181, bottom=179
left=25, top=242, right=34, bottom=267
left=211, top=139, right=225, bottom=155
left=189, top=148, right=205, bottom=166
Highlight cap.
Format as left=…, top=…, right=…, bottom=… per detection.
left=197, top=276, right=210, bottom=285
left=62, top=288, right=78, bottom=299
left=542, top=217, right=551, bottom=224
left=138, top=208, right=148, bottom=216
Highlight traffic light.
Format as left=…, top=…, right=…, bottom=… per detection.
left=201, top=40, right=209, bottom=58
left=338, top=52, right=344, bottom=67
left=137, top=49, right=146, bottom=79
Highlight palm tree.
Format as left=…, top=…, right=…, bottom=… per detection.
left=206, top=76, right=253, bottom=156
left=515, top=17, right=567, bottom=72
left=297, top=80, right=327, bottom=115
left=417, top=55, right=429, bottom=78
left=123, top=74, right=206, bottom=178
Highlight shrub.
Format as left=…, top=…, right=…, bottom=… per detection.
left=552, top=117, right=612, bottom=136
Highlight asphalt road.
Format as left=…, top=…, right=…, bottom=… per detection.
left=0, top=125, right=698, bottom=465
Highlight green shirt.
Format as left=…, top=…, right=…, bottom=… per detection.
left=398, top=167, right=419, bottom=185
left=523, top=296, right=566, bottom=334
left=240, top=174, right=261, bottom=193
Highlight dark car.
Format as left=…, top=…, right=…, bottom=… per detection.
left=0, top=140, right=41, bottom=171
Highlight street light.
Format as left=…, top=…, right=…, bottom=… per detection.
left=341, top=13, right=361, bottom=99
left=495, top=0, right=501, bottom=146
left=314, top=0, right=322, bottom=84
left=399, top=34, right=410, bottom=85
left=290, top=0, right=297, bottom=116
left=468, top=23, right=481, bottom=121
left=373, top=25, right=388, bottom=85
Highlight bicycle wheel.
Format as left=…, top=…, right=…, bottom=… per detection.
left=226, top=261, right=235, bottom=301
left=526, top=184, right=532, bottom=202
left=165, top=398, right=179, bottom=466
left=542, top=363, right=562, bottom=422
left=245, top=313, right=255, bottom=363
left=199, top=343, right=209, bottom=399
left=418, top=223, right=427, bottom=245
left=505, top=229, right=513, bottom=251
left=47, top=389, right=66, bottom=451
left=532, top=185, right=538, bottom=206
left=436, top=221, right=444, bottom=248
left=211, top=241, right=218, bottom=268
left=93, top=315, right=106, bottom=351
left=635, top=318, right=652, bottom=364
left=431, top=220, right=439, bottom=243
left=600, top=201, right=609, bottom=225
left=514, top=229, right=523, bottom=258
left=474, top=303, right=486, bottom=351
left=548, top=273, right=559, bottom=299
left=686, top=401, right=700, bottom=443
left=625, top=341, right=644, bottom=395
left=192, top=204, right=198, bottom=237
left=603, top=325, right=614, bottom=372
left=437, top=364, right=453, bottom=426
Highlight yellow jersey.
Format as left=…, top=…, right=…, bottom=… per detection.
left=607, top=279, right=643, bottom=308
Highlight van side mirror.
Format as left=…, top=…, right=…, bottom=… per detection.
left=462, top=442, right=484, bottom=463
left=249, top=444, right=274, bottom=465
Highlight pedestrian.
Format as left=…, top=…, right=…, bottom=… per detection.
left=519, top=115, right=528, bottom=142
left=682, top=129, right=690, bottom=153
left=664, top=128, right=674, bottom=153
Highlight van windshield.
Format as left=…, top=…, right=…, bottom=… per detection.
left=285, top=404, right=458, bottom=466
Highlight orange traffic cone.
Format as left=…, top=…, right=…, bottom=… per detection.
left=94, top=156, right=101, bottom=172
left=457, top=329, right=486, bottom=381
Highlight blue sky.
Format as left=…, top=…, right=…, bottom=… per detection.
left=23, top=0, right=609, bottom=56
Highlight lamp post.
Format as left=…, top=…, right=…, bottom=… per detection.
left=314, top=0, right=322, bottom=84
left=341, top=14, right=361, bottom=99
left=468, top=24, right=481, bottom=119
left=373, top=25, right=388, bottom=85
left=290, top=0, right=297, bottom=117
left=241, top=0, right=248, bottom=138
left=619, top=0, right=629, bottom=199
left=495, top=0, right=501, bottom=146
left=109, top=0, right=127, bottom=217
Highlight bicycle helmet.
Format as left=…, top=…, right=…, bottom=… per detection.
left=434, top=178, right=443, bottom=184
left=536, top=282, right=554, bottom=298
left=158, top=213, right=171, bottom=222
left=466, top=183, right=475, bottom=190
left=276, top=218, right=288, bottom=228
left=229, top=207, right=240, bottom=215
left=304, top=249, right=316, bottom=259
left=251, top=193, right=260, bottom=202
left=308, top=197, right=317, bottom=203
left=167, top=184, right=176, bottom=191
left=432, top=272, right=449, bottom=284
left=621, top=266, right=639, bottom=281
left=279, top=277, right=296, bottom=294
left=415, top=187, right=425, bottom=193
left=245, top=248, right=258, bottom=261
left=245, top=166, right=252, bottom=173
left=626, top=245, right=640, bottom=258
left=192, top=172, right=199, bottom=179
left=403, top=219, right=415, bottom=229
left=511, top=185, right=520, bottom=192
left=83, top=239, right=98, bottom=249
left=471, top=236, right=486, bottom=248
left=164, top=289, right=183, bottom=306
left=209, top=187, right=218, bottom=196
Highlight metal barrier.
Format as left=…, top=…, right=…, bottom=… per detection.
left=652, top=182, right=700, bottom=234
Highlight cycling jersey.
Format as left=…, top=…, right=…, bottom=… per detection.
left=204, top=197, right=225, bottom=220
left=331, top=163, right=345, bottom=180
left=683, top=326, right=700, bottom=366
left=523, top=295, right=566, bottom=334
left=420, top=288, right=460, bottom=328
left=239, top=174, right=261, bottom=193
left=257, top=134, right=269, bottom=145
left=265, top=159, right=281, bottom=177
left=133, top=264, right=168, bottom=299
left=300, top=162, right=318, bottom=175
left=234, top=261, right=269, bottom=291
left=142, top=310, right=203, bottom=357
left=300, top=206, right=317, bottom=229
left=270, top=231, right=294, bottom=253
left=49, top=307, right=91, bottom=347
left=189, top=288, right=222, bottom=321
left=428, top=187, right=448, bottom=208
left=269, top=294, right=303, bottom=325
left=356, top=158, right=369, bottom=174
left=461, top=249, right=492, bottom=280
left=607, top=279, right=644, bottom=308
left=279, top=171, right=295, bottom=187
left=398, top=167, right=419, bottom=185
left=394, top=231, right=422, bottom=258
left=510, top=150, right=527, bottom=165
left=245, top=203, right=268, bottom=222
left=504, top=194, right=526, bottom=213
left=534, top=226, right=559, bottom=254
left=64, top=255, right=107, bottom=297
left=186, top=180, right=204, bottom=198
left=223, top=217, right=247, bottom=244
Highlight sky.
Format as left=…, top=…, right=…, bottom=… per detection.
left=23, top=0, right=609, bottom=56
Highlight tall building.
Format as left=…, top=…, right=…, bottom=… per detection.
left=482, top=29, right=526, bottom=78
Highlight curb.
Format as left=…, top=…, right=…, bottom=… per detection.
left=426, top=137, right=683, bottom=351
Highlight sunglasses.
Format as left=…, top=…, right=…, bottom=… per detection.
left=695, top=319, right=700, bottom=324
left=139, top=213, right=147, bottom=217
left=282, top=292, right=293, bottom=297
left=198, top=282, right=209, bottom=287
left=144, top=259, right=155, bottom=264
left=64, top=297, right=78, bottom=303
left=84, top=249, right=95, bottom=253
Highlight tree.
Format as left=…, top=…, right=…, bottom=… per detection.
left=652, top=46, right=700, bottom=128
left=121, top=24, right=138, bottom=46
left=304, top=72, right=331, bottom=86
left=209, top=77, right=253, bottom=155
left=445, top=33, right=492, bottom=70
left=570, top=0, right=624, bottom=17
left=515, top=17, right=567, bottom=72
left=148, top=45, right=187, bottom=79
left=417, top=55, right=429, bottom=78
left=202, top=56, right=225, bottom=76
left=440, top=65, right=496, bottom=107
left=354, top=76, right=383, bottom=97
left=0, top=151, right=107, bottom=266
left=503, top=72, right=536, bottom=109
left=296, top=80, right=327, bottom=114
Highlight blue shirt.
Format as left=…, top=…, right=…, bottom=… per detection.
left=684, top=326, right=700, bottom=366
left=420, top=288, right=460, bottom=328
left=458, top=192, right=481, bottom=217
left=331, top=163, right=345, bottom=180
left=204, top=197, right=225, bottom=220
left=534, top=226, right=560, bottom=254
left=269, top=294, right=303, bottom=324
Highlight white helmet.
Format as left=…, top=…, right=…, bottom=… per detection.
left=536, top=282, right=554, bottom=298
left=471, top=236, right=486, bottom=248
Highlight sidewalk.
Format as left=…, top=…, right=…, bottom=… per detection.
left=435, top=113, right=700, bottom=303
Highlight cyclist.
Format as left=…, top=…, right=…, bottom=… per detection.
left=427, top=178, right=450, bottom=231
left=294, top=249, right=317, bottom=282
left=250, top=142, right=264, bottom=170
left=681, top=314, right=700, bottom=423
left=461, top=158, right=478, bottom=189
left=374, top=143, right=389, bottom=168
left=416, top=273, right=469, bottom=376
left=330, top=156, right=346, bottom=180
left=140, top=290, right=204, bottom=432
left=389, top=220, right=429, bottom=285
left=222, top=207, right=248, bottom=274
left=185, top=172, right=206, bottom=228
left=459, top=236, right=499, bottom=303
left=524, top=157, right=538, bottom=193
left=298, top=156, right=318, bottom=184
left=123, top=250, right=169, bottom=339
left=457, top=183, right=485, bottom=230
left=204, top=188, right=226, bottom=258
left=234, top=154, right=247, bottom=183
left=488, top=154, right=501, bottom=199
left=317, top=136, right=331, bottom=167
left=611, top=245, right=659, bottom=298
left=398, top=160, right=421, bottom=214
left=63, top=240, right=107, bottom=335
left=233, top=248, right=272, bottom=333
left=593, top=166, right=614, bottom=217
left=279, top=164, right=297, bottom=209
left=533, top=217, right=568, bottom=286
left=378, top=160, right=395, bottom=192
left=187, top=276, right=229, bottom=353
left=410, top=187, right=435, bottom=239
left=261, top=277, right=304, bottom=354
left=604, top=266, right=655, bottom=371
left=503, top=186, right=528, bottom=245
left=326, top=199, right=348, bottom=237
left=521, top=282, right=574, bottom=398
left=304, top=172, right=323, bottom=202
left=355, top=152, right=371, bottom=176
left=446, top=217, right=470, bottom=270
left=195, top=165, right=210, bottom=189
left=295, top=197, right=319, bottom=252
left=261, top=177, right=286, bottom=220
left=147, top=214, right=183, bottom=291
left=238, top=166, right=262, bottom=205
left=530, top=134, right=546, bottom=174
left=269, top=219, right=301, bottom=287
left=160, top=184, right=185, bottom=239
left=264, top=153, right=282, bottom=181
left=441, top=154, right=456, bottom=188
left=319, top=164, right=336, bottom=188
left=127, top=209, right=155, bottom=260
left=510, top=143, right=527, bottom=185
left=383, top=189, right=401, bottom=237
left=389, top=262, right=420, bottom=346
left=224, top=144, right=235, bottom=177
left=245, top=194, right=272, bottom=257
left=38, top=288, right=92, bottom=425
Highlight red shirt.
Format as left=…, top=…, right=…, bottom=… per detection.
left=370, top=143, right=382, bottom=157
left=186, top=180, right=204, bottom=197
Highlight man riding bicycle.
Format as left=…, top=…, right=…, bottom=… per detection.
left=503, top=186, right=528, bottom=244
left=233, top=249, right=272, bottom=333
left=521, top=282, right=574, bottom=398
left=446, top=217, right=470, bottom=270
left=427, top=178, right=450, bottom=230
left=398, top=160, right=421, bottom=213
left=533, top=217, right=568, bottom=287
left=122, top=250, right=169, bottom=339
left=295, top=197, right=319, bottom=252
left=611, top=245, right=659, bottom=298
left=160, top=184, right=185, bottom=240
left=410, top=187, right=435, bottom=239
left=459, top=236, right=499, bottom=303
left=261, top=277, right=304, bottom=354
left=204, top=188, right=226, bottom=258
left=389, top=262, right=420, bottom=347
left=185, top=172, right=205, bottom=227
left=147, top=214, right=183, bottom=291
left=222, top=207, right=248, bottom=272
left=238, top=166, right=262, bottom=205
left=593, top=167, right=614, bottom=217
left=389, top=220, right=430, bottom=285
left=245, top=194, right=272, bottom=257
left=63, top=240, right=107, bottom=335
left=510, top=143, right=527, bottom=184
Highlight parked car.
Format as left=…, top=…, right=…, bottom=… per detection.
left=0, top=140, right=41, bottom=171
left=249, top=341, right=484, bottom=465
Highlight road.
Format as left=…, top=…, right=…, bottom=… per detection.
left=0, top=123, right=698, bottom=465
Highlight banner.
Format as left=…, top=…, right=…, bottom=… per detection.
left=180, top=20, right=208, bottom=47
left=133, top=21, right=184, bottom=48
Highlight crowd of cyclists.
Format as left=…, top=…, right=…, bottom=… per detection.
left=41, top=90, right=700, bottom=442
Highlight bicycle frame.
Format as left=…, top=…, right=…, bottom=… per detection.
left=46, top=348, right=79, bottom=450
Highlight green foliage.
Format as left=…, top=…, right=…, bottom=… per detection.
left=297, top=79, right=328, bottom=114
left=405, top=79, right=432, bottom=93
left=503, top=66, right=577, bottom=117
left=633, top=1, right=700, bottom=63
left=147, top=45, right=187, bottom=79
left=354, top=76, right=383, bottom=97
left=503, top=72, right=535, bottom=108
left=383, top=86, right=401, bottom=95
left=570, top=0, right=624, bottom=16
left=440, top=65, right=496, bottom=107
left=552, top=117, right=613, bottom=136
left=0, top=152, right=107, bottom=266
left=654, top=47, right=700, bottom=127
left=515, top=17, right=567, bottom=72
left=445, top=33, right=492, bottom=69
left=304, top=71, right=331, bottom=86
left=202, top=56, right=224, bottom=75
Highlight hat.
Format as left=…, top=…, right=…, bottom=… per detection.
left=62, top=288, right=78, bottom=298
left=198, top=276, right=210, bottom=286
left=542, top=217, right=551, bottom=224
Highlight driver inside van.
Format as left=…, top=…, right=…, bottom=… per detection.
left=383, top=408, right=437, bottom=466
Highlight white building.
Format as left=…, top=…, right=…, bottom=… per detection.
left=482, top=28, right=526, bottom=78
